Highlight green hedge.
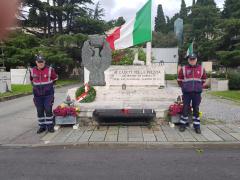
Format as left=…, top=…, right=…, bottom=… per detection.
left=112, top=49, right=134, bottom=65
left=207, top=72, right=226, bottom=79
left=75, top=85, right=96, bottom=103
left=165, top=74, right=177, bottom=80
left=228, top=72, right=240, bottom=90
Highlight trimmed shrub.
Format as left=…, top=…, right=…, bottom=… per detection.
left=165, top=74, right=177, bottom=80
left=228, top=72, right=240, bottom=90
left=112, top=49, right=134, bottom=65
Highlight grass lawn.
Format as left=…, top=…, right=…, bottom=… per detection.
left=209, top=91, right=240, bottom=102
left=56, top=79, right=80, bottom=86
left=0, top=79, right=80, bottom=98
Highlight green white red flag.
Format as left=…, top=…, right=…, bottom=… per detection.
left=186, top=42, right=193, bottom=57
left=106, top=0, right=152, bottom=50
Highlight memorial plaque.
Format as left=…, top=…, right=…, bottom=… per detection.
left=105, top=65, right=165, bottom=86
left=85, top=65, right=165, bottom=86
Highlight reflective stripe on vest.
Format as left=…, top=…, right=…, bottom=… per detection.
left=48, top=66, right=52, bottom=82
left=182, top=78, right=202, bottom=82
left=30, top=68, right=33, bottom=77
left=182, top=66, right=186, bottom=79
left=32, top=81, right=53, bottom=86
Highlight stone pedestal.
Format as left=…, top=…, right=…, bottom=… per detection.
left=211, top=78, right=229, bottom=91
left=75, top=63, right=176, bottom=125
left=0, top=72, right=11, bottom=93
left=10, top=69, right=30, bottom=85
left=67, top=85, right=181, bottom=125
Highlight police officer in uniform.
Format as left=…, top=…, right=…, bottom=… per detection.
left=177, top=53, right=207, bottom=134
left=30, top=55, right=58, bottom=134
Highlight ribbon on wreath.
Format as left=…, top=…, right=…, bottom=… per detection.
left=76, top=83, right=90, bottom=102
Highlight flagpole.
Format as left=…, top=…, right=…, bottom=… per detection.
left=146, top=42, right=152, bottom=66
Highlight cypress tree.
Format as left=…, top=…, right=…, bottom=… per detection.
left=222, top=0, right=240, bottom=18
left=180, top=0, right=187, bottom=20
left=154, top=4, right=166, bottom=33
left=192, top=0, right=196, bottom=6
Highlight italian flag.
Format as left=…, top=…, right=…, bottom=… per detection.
left=186, top=42, right=193, bottom=57
left=106, top=0, right=152, bottom=50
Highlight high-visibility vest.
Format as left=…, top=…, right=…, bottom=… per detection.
left=30, top=66, right=58, bottom=96
left=177, top=65, right=207, bottom=93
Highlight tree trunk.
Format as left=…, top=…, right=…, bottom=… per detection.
left=53, top=0, right=57, bottom=34
left=47, top=0, right=51, bottom=37
left=57, top=0, right=64, bottom=34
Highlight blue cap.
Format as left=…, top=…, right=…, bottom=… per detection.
left=188, top=53, right=197, bottom=59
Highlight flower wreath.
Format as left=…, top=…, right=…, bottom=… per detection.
left=75, top=83, right=96, bottom=103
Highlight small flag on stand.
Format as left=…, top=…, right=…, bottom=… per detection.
left=186, top=42, right=193, bottom=57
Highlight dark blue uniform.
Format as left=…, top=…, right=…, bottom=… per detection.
left=30, top=66, right=58, bottom=129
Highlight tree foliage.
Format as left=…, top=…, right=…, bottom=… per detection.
left=152, top=32, right=178, bottom=48
left=222, top=0, right=240, bottom=18
left=176, top=0, right=221, bottom=62
left=216, top=19, right=240, bottom=67
left=155, top=4, right=167, bottom=33
left=3, top=0, right=119, bottom=76
left=180, top=0, right=187, bottom=20
left=1, top=32, right=74, bottom=70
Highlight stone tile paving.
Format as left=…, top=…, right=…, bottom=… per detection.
left=40, top=123, right=240, bottom=145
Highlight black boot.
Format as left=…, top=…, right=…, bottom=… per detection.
left=179, top=125, right=186, bottom=132
left=37, top=127, right=46, bottom=134
left=47, top=126, right=55, bottom=133
left=195, top=128, right=201, bottom=134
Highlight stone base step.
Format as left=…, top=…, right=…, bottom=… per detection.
left=77, top=108, right=166, bottom=126
left=66, top=86, right=181, bottom=125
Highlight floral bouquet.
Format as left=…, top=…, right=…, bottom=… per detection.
left=53, top=103, right=80, bottom=117
left=168, top=103, right=183, bottom=116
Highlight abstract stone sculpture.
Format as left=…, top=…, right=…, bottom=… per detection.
left=82, top=35, right=112, bottom=86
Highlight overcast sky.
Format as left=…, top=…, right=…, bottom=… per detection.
left=93, top=0, right=225, bottom=21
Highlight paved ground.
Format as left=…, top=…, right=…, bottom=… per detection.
left=0, top=84, right=81, bottom=144
left=22, top=123, right=239, bottom=146
left=0, top=147, right=240, bottom=180
left=0, top=83, right=240, bottom=147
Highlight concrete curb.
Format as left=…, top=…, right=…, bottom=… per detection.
left=0, top=92, right=32, bottom=102
left=0, top=83, right=81, bottom=102
left=1, top=141, right=240, bottom=149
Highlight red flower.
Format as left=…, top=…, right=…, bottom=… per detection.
left=54, top=106, right=78, bottom=117
left=168, top=103, right=183, bottom=116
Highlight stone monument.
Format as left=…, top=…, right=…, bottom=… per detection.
left=67, top=36, right=181, bottom=125
left=82, top=35, right=112, bottom=86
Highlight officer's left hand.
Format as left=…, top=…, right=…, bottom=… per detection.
left=203, top=83, right=208, bottom=89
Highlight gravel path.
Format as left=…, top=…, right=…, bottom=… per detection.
left=167, top=81, right=240, bottom=124
left=200, top=92, right=240, bottom=124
